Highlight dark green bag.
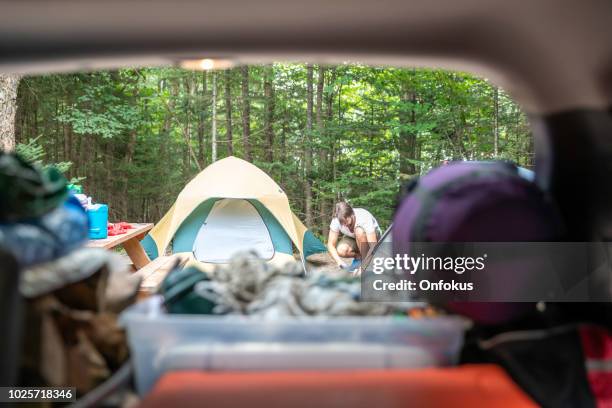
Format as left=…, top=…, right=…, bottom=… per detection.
left=161, top=266, right=215, bottom=314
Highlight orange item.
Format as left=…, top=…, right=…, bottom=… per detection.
left=140, top=365, right=536, bottom=408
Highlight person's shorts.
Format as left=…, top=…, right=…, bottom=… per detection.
left=337, top=229, right=381, bottom=250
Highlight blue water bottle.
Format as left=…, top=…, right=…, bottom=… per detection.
left=87, top=204, right=108, bottom=239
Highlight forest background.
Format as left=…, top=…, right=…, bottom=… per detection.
left=12, top=64, right=534, bottom=237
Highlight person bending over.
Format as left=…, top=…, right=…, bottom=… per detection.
left=327, top=201, right=381, bottom=270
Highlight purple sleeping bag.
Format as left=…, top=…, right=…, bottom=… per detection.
left=392, top=161, right=562, bottom=324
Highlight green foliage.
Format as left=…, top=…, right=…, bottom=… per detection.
left=56, top=72, right=144, bottom=138
left=15, top=63, right=533, bottom=238
left=15, top=137, right=79, bottom=182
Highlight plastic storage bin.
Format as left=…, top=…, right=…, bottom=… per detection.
left=87, top=204, right=108, bottom=239
left=120, top=296, right=466, bottom=395
left=121, top=297, right=466, bottom=395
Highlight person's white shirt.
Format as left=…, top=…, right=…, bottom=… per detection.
left=329, top=208, right=381, bottom=238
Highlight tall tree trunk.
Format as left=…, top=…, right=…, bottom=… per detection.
left=263, top=65, right=275, bottom=162
left=121, top=77, right=141, bottom=220
left=181, top=76, right=194, bottom=175
left=160, top=79, right=176, bottom=162
left=74, top=133, right=82, bottom=180
left=53, top=96, right=60, bottom=162
left=105, top=138, right=114, bottom=213
left=14, top=80, right=26, bottom=145
left=240, top=66, right=252, bottom=161
left=514, top=103, right=523, bottom=165
left=211, top=71, right=218, bottom=162
left=122, top=130, right=137, bottom=218
left=326, top=68, right=337, bottom=194
left=398, top=73, right=418, bottom=181
left=315, top=66, right=327, bottom=235
left=304, top=64, right=314, bottom=227
left=280, top=105, right=288, bottom=183
left=63, top=121, right=70, bottom=171
left=197, top=71, right=207, bottom=168
left=333, top=80, right=344, bottom=198
left=68, top=127, right=75, bottom=179
left=0, top=74, right=21, bottom=151
left=157, top=78, right=175, bottom=218
left=225, top=69, right=234, bottom=156
left=85, top=136, right=94, bottom=197
left=493, top=86, right=499, bottom=157
left=526, top=129, right=535, bottom=168
left=281, top=111, right=288, bottom=159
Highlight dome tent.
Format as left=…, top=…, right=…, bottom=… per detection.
left=141, top=156, right=327, bottom=269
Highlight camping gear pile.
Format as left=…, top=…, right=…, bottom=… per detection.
left=118, top=238, right=460, bottom=396
left=0, top=152, right=139, bottom=397
left=391, top=160, right=610, bottom=407
left=20, top=249, right=140, bottom=392
left=160, top=251, right=407, bottom=317
left=0, top=154, right=89, bottom=267
left=122, top=255, right=464, bottom=395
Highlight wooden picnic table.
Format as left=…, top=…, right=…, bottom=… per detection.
left=135, top=252, right=192, bottom=298
left=86, top=223, right=154, bottom=270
